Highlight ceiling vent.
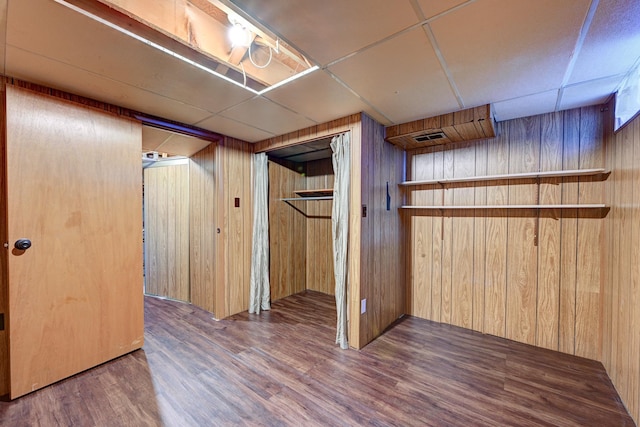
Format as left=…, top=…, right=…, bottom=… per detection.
left=414, top=132, right=446, bottom=143
left=385, top=104, right=495, bottom=150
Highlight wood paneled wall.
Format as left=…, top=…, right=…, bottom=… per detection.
left=306, top=159, right=334, bottom=296
left=359, top=114, right=406, bottom=346
left=189, top=137, right=253, bottom=319
left=407, top=107, right=606, bottom=360
left=267, top=158, right=333, bottom=300
left=268, top=160, right=306, bottom=301
left=190, top=143, right=216, bottom=313
left=603, top=105, right=640, bottom=424
left=144, top=163, right=190, bottom=302
left=220, top=137, right=253, bottom=317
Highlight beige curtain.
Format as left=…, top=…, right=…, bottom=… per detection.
left=249, top=153, right=271, bottom=314
left=331, top=132, right=350, bottom=349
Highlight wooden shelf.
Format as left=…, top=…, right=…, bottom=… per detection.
left=399, top=168, right=609, bottom=187
left=281, top=196, right=333, bottom=201
left=400, top=204, right=607, bottom=210
left=293, top=189, right=334, bottom=197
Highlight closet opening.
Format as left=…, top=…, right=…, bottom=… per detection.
left=266, top=136, right=337, bottom=303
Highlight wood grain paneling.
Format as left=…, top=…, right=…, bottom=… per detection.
left=484, top=122, right=509, bottom=337
left=603, top=102, right=640, bottom=424
left=407, top=107, right=607, bottom=361
left=472, top=139, right=487, bottom=333
left=144, top=163, right=190, bottom=302
left=385, top=105, right=496, bottom=150
left=268, top=160, right=306, bottom=301
left=451, top=142, right=474, bottom=329
left=189, top=136, right=252, bottom=319
left=506, top=116, right=540, bottom=346
left=536, top=112, right=562, bottom=351
left=189, top=143, right=216, bottom=313
left=359, top=114, right=405, bottom=346
left=575, top=106, right=605, bottom=361
left=220, top=137, right=253, bottom=318
left=305, top=159, right=334, bottom=296
left=559, top=109, right=580, bottom=355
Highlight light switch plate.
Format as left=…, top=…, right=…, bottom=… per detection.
left=361, top=298, right=366, bottom=314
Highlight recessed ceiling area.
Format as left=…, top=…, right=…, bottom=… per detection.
left=60, top=0, right=316, bottom=93
left=142, top=125, right=213, bottom=166
left=267, top=137, right=333, bottom=164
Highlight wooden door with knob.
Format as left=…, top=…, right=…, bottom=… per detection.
left=2, top=85, right=144, bottom=398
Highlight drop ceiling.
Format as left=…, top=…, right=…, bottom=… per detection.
left=2, top=0, right=640, bottom=148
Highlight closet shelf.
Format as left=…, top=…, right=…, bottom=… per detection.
left=400, top=204, right=607, bottom=210
left=293, top=188, right=334, bottom=197
left=399, top=168, right=609, bottom=187
left=281, top=196, right=333, bottom=201
left=282, top=188, right=334, bottom=201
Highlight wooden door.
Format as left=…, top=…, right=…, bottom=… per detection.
left=4, top=86, right=144, bottom=399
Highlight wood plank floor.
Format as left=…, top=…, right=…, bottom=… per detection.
left=0, top=290, right=633, bottom=426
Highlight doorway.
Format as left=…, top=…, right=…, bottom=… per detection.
left=141, top=126, right=212, bottom=303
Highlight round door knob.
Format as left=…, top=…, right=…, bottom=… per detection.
left=14, top=239, right=31, bottom=250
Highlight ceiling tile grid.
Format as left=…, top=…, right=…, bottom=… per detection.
left=559, top=74, right=622, bottom=111
left=263, top=70, right=388, bottom=125
left=492, top=89, right=559, bottom=122
left=328, top=26, right=461, bottom=124
left=2, top=0, right=640, bottom=142
left=219, top=96, right=317, bottom=136
left=194, top=114, right=276, bottom=142
left=228, top=0, right=421, bottom=66
left=427, top=0, right=591, bottom=109
left=5, top=45, right=216, bottom=126
left=567, top=0, right=640, bottom=85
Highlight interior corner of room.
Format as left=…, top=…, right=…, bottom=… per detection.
left=1, top=0, right=640, bottom=424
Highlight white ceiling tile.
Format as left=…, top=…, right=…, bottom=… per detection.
left=142, top=127, right=213, bottom=157
left=493, top=90, right=559, bottom=122
left=416, top=0, right=469, bottom=19
left=194, top=115, right=275, bottom=143
left=229, top=0, right=419, bottom=65
left=142, top=127, right=172, bottom=152
left=264, top=70, right=387, bottom=125
left=220, top=97, right=316, bottom=136
left=154, top=133, right=213, bottom=157
left=6, top=0, right=254, bottom=114
left=329, top=27, right=460, bottom=123
left=559, top=75, right=621, bottom=111
left=568, top=0, right=640, bottom=85
left=430, top=0, right=590, bottom=108
left=6, top=46, right=215, bottom=125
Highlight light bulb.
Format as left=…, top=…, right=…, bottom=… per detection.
left=229, top=23, right=250, bottom=47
